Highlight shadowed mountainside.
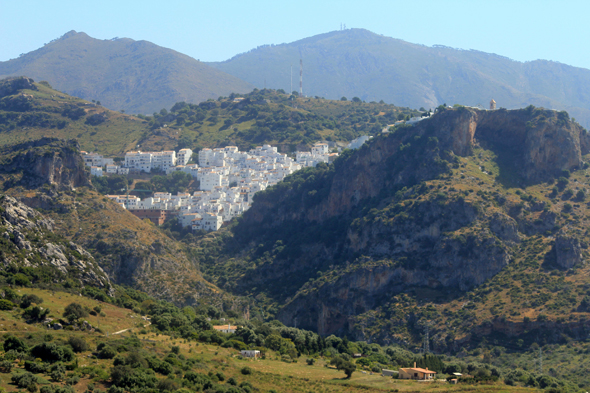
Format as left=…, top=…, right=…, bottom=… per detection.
left=197, top=106, right=590, bottom=348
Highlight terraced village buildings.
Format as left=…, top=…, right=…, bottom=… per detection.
left=86, top=143, right=335, bottom=231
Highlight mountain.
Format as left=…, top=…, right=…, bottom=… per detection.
left=0, top=31, right=254, bottom=114
left=208, top=29, right=590, bottom=128
left=198, top=105, right=590, bottom=350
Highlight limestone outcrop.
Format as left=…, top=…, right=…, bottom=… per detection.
left=0, top=194, right=111, bottom=289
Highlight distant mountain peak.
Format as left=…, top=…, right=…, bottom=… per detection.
left=0, top=31, right=254, bottom=114
left=208, top=29, right=590, bottom=128
left=59, top=30, right=81, bottom=40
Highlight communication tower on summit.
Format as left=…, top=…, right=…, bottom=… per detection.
left=490, top=99, right=497, bottom=110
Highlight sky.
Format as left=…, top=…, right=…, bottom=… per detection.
left=1, top=0, right=589, bottom=69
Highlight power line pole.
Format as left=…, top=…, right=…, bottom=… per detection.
left=424, top=324, right=430, bottom=354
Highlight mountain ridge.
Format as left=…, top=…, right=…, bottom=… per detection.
left=209, top=28, right=590, bottom=128
left=0, top=31, right=254, bottom=114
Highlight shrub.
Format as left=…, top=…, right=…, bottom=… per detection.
left=13, top=273, right=31, bottom=286
left=20, top=294, right=43, bottom=308
left=63, top=303, right=89, bottom=323
left=183, top=371, right=213, bottom=390
left=68, top=337, right=89, bottom=353
left=12, top=372, right=38, bottom=390
left=0, top=360, right=13, bottom=373
left=3, top=335, right=28, bottom=352
left=65, top=375, right=80, bottom=385
left=156, top=379, right=178, bottom=391
left=98, top=345, right=117, bottom=359
left=110, top=365, right=157, bottom=389
left=23, top=306, right=50, bottom=321
left=25, top=360, right=49, bottom=373
left=50, top=362, right=66, bottom=382
left=0, top=299, right=15, bottom=310
left=240, top=366, right=253, bottom=375
left=31, top=343, right=75, bottom=363
left=306, top=358, right=315, bottom=365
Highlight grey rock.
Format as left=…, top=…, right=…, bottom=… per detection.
left=490, top=212, right=520, bottom=243
left=555, top=231, right=583, bottom=269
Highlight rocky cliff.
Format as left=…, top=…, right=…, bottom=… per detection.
left=0, top=137, right=219, bottom=306
left=0, top=138, right=91, bottom=190
left=0, top=194, right=111, bottom=289
left=201, top=106, right=590, bottom=344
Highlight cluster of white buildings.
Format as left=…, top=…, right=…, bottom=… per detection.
left=99, top=143, right=337, bottom=231
left=82, top=148, right=194, bottom=176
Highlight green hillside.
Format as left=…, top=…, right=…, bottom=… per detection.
left=209, top=28, right=590, bottom=128
left=0, top=77, right=420, bottom=155
left=0, top=285, right=568, bottom=393
left=0, top=31, right=254, bottom=115
left=0, top=77, right=147, bottom=155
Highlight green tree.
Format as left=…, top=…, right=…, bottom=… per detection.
left=3, top=335, right=28, bottom=352
left=330, top=355, right=356, bottom=378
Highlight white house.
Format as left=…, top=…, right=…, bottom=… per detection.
left=177, top=148, right=193, bottom=165
left=240, top=350, right=260, bottom=358
left=90, top=166, right=103, bottom=177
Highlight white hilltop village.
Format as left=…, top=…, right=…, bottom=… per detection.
left=82, top=142, right=345, bottom=232
left=81, top=110, right=439, bottom=232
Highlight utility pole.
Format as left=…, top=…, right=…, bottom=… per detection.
left=423, top=323, right=430, bottom=354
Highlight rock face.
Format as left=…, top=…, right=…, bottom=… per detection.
left=0, top=194, right=111, bottom=289
left=217, top=106, right=588, bottom=337
left=473, top=107, right=588, bottom=183
left=0, top=138, right=90, bottom=190
left=0, top=76, right=37, bottom=98
left=554, top=231, right=583, bottom=269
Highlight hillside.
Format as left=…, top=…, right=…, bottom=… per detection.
left=0, top=76, right=149, bottom=155
left=0, top=77, right=420, bottom=155
left=0, top=137, right=218, bottom=306
left=0, top=31, right=254, bottom=114
left=209, top=28, right=590, bottom=128
left=195, top=105, right=590, bottom=352
left=0, top=285, right=568, bottom=393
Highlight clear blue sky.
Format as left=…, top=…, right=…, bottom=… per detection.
left=1, top=0, right=589, bottom=69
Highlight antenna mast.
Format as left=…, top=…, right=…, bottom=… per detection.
left=299, top=59, right=303, bottom=97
